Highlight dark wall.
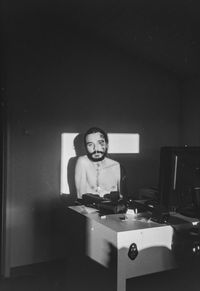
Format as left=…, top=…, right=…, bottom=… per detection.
left=2, top=8, right=181, bottom=268
left=181, top=78, right=200, bottom=145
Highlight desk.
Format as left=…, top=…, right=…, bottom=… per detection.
left=69, top=205, right=199, bottom=291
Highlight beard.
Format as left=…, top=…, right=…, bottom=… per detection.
left=87, top=150, right=107, bottom=162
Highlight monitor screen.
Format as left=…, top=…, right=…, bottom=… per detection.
left=158, top=147, right=200, bottom=216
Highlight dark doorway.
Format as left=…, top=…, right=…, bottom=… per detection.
left=0, top=93, right=3, bottom=274
left=0, top=89, right=7, bottom=276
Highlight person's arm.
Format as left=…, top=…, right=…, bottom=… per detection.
left=75, top=156, right=87, bottom=199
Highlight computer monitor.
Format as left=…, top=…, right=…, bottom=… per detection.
left=158, top=146, right=200, bottom=217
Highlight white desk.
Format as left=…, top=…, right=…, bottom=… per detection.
left=68, top=205, right=199, bottom=291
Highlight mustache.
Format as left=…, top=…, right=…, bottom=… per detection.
left=91, top=150, right=104, bottom=155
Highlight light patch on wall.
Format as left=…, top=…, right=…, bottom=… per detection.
left=60, top=133, right=139, bottom=194
left=107, top=134, right=139, bottom=153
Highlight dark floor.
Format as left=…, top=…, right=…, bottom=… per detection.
left=0, top=257, right=200, bottom=291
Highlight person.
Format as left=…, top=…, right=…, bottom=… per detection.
left=75, top=127, right=122, bottom=199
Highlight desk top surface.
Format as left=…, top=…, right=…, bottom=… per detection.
left=68, top=205, right=198, bottom=233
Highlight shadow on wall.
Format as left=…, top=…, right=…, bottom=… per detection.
left=67, top=133, right=85, bottom=199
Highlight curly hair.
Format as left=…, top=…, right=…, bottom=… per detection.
left=84, top=127, right=108, bottom=146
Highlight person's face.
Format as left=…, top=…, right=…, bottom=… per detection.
left=85, top=132, right=108, bottom=162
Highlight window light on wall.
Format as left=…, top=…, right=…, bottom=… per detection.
left=60, top=133, right=140, bottom=194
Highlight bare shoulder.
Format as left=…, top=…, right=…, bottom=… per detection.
left=105, top=157, right=120, bottom=168
left=76, top=155, right=89, bottom=166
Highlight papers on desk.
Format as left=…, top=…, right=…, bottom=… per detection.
left=75, top=205, right=98, bottom=214
left=126, top=209, right=137, bottom=215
